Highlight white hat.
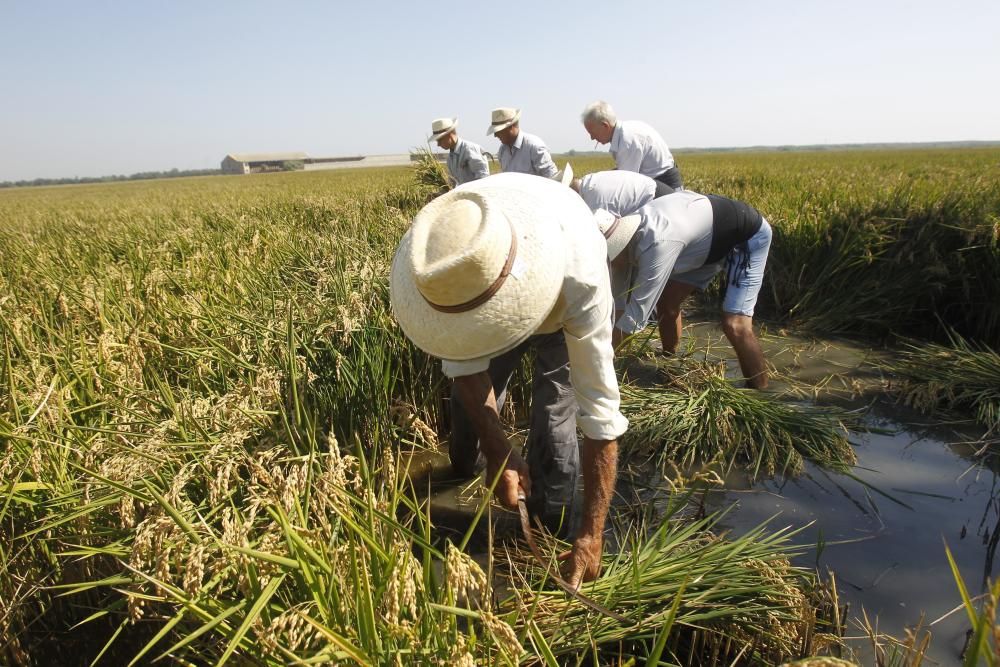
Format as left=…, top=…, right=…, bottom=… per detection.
left=594, top=209, right=641, bottom=260
left=390, top=174, right=567, bottom=361
left=429, top=117, right=458, bottom=142
left=487, top=108, right=521, bottom=135
left=553, top=162, right=574, bottom=187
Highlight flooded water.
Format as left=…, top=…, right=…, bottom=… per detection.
left=708, top=407, right=998, bottom=666
left=672, top=319, right=999, bottom=665
left=412, top=317, right=997, bottom=665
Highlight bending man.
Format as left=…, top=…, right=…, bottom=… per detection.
left=390, top=173, right=627, bottom=587
left=571, top=169, right=673, bottom=217
left=581, top=100, right=684, bottom=190
left=599, top=191, right=772, bottom=389
left=430, top=117, right=490, bottom=186
left=488, top=107, right=559, bottom=178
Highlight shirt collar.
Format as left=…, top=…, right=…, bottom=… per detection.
left=610, top=124, right=622, bottom=151
left=512, top=131, right=524, bottom=150
left=451, top=137, right=464, bottom=153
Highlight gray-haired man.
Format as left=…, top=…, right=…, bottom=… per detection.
left=581, top=101, right=684, bottom=190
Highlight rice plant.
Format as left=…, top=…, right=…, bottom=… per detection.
left=2, top=147, right=998, bottom=663
left=499, top=498, right=831, bottom=665
left=619, top=359, right=859, bottom=477
left=889, top=331, right=1000, bottom=433
left=411, top=148, right=450, bottom=193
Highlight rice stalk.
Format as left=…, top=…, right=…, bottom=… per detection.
left=889, top=331, right=1000, bottom=433
left=619, top=359, right=859, bottom=477
left=498, top=499, right=821, bottom=665
left=411, top=148, right=450, bottom=193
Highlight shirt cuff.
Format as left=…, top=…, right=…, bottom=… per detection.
left=578, top=412, right=629, bottom=441
left=615, top=310, right=645, bottom=335
left=441, top=356, right=490, bottom=379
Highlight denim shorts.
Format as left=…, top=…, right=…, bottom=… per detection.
left=671, top=219, right=772, bottom=317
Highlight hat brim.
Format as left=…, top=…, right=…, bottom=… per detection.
left=555, top=162, right=574, bottom=187
left=487, top=110, right=521, bottom=135
left=429, top=122, right=457, bottom=142
left=604, top=214, right=641, bottom=260
left=391, top=173, right=577, bottom=362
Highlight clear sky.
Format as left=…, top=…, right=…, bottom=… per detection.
left=2, top=0, right=998, bottom=181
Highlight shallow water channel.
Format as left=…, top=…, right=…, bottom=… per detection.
left=413, top=318, right=997, bottom=665
left=649, top=320, right=998, bottom=665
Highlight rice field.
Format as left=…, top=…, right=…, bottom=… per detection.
left=1, top=147, right=999, bottom=665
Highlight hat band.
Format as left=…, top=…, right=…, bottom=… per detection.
left=602, top=217, right=621, bottom=240
left=424, top=221, right=519, bottom=314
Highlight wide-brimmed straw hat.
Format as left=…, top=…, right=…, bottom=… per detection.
left=553, top=162, right=574, bottom=187
left=487, top=108, right=521, bottom=135
left=429, top=117, right=458, bottom=142
left=390, top=173, right=568, bottom=361
left=594, top=209, right=641, bottom=260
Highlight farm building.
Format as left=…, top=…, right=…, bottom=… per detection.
left=221, top=152, right=309, bottom=174
left=222, top=152, right=440, bottom=174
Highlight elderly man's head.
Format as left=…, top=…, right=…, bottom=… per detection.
left=581, top=101, right=617, bottom=145
left=435, top=130, right=458, bottom=150
left=494, top=122, right=520, bottom=146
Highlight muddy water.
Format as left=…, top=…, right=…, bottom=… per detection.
left=413, top=318, right=996, bottom=665
left=677, top=320, right=998, bottom=666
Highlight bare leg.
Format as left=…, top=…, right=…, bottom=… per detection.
left=655, top=281, right=697, bottom=354
left=721, top=313, right=768, bottom=389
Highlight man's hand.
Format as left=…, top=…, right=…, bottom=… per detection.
left=488, top=448, right=532, bottom=509
left=558, top=533, right=603, bottom=589
left=453, top=372, right=531, bottom=508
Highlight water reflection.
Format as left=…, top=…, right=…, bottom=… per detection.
left=701, top=405, right=997, bottom=666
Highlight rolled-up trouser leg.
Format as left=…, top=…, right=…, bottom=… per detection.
left=655, top=166, right=684, bottom=190
left=523, top=332, right=580, bottom=537
left=448, top=342, right=527, bottom=478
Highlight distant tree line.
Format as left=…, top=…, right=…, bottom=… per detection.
left=0, top=167, right=223, bottom=189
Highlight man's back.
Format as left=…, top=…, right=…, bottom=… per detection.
left=578, top=170, right=658, bottom=217
left=498, top=132, right=558, bottom=178
left=448, top=138, right=490, bottom=185
left=611, top=120, right=676, bottom=179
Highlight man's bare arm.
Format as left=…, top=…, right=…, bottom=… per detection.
left=561, top=436, right=618, bottom=588
left=452, top=372, right=532, bottom=507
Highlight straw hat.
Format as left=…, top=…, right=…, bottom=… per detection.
left=429, top=117, right=458, bottom=142
left=594, top=209, right=641, bottom=260
left=390, top=173, right=569, bottom=361
left=553, top=162, right=574, bottom=187
left=487, top=108, right=521, bottom=135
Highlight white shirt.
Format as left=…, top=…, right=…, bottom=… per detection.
left=441, top=174, right=628, bottom=441
left=613, top=191, right=714, bottom=334
left=447, top=138, right=490, bottom=185
left=610, top=120, right=675, bottom=178
left=578, top=170, right=658, bottom=217
left=497, top=131, right=558, bottom=178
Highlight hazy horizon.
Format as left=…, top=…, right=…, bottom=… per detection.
left=3, top=0, right=998, bottom=182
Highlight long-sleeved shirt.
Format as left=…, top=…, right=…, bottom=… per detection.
left=441, top=173, right=628, bottom=441
left=612, top=191, right=714, bottom=334
left=578, top=170, right=658, bottom=217
left=497, top=131, right=558, bottom=178
left=447, top=138, right=490, bottom=185
left=610, top=120, right=676, bottom=178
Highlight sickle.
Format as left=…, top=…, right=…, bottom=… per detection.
left=516, top=497, right=631, bottom=625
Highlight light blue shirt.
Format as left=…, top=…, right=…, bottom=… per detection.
left=447, top=138, right=490, bottom=186
left=610, top=120, right=675, bottom=178
left=497, top=131, right=558, bottom=178
left=613, top=191, right=714, bottom=334
left=578, top=170, right=658, bottom=217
